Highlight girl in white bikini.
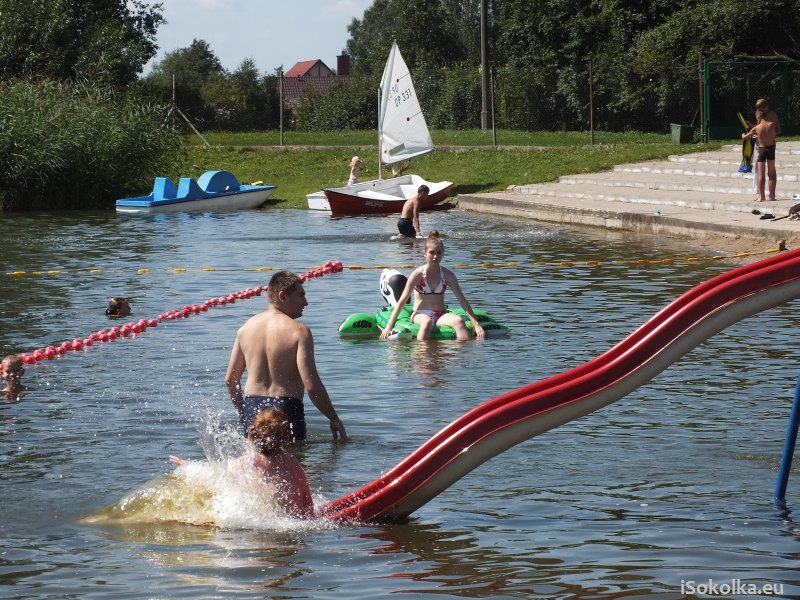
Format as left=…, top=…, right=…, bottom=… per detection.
left=379, top=230, right=486, bottom=341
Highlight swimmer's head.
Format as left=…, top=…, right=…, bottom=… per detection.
left=267, top=270, right=303, bottom=305
left=1, top=354, right=24, bottom=382
left=247, top=408, right=292, bottom=454
left=424, top=229, right=443, bottom=254
left=417, top=184, right=429, bottom=198
left=106, top=297, right=131, bottom=318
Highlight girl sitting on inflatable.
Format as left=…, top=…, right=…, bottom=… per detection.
left=379, top=230, right=486, bottom=341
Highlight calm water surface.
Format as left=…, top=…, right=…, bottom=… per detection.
left=1, top=207, right=799, bottom=599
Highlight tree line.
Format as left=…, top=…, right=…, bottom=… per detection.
left=2, top=0, right=799, bottom=208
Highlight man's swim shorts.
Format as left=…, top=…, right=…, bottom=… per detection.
left=242, top=395, right=306, bottom=441
left=397, top=217, right=416, bottom=238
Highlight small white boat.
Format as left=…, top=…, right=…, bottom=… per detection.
left=306, top=42, right=451, bottom=216
left=116, top=170, right=276, bottom=214
left=306, top=189, right=330, bottom=211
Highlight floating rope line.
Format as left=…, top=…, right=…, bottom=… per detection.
left=5, top=266, right=286, bottom=277
left=15, top=261, right=344, bottom=366
left=5, top=248, right=781, bottom=279
left=350, top=247, right=782, bottom=270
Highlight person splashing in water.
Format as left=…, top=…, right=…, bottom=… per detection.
left=379, top=230, right=486, bottom=341
left=171, top=407, right=314, bottom=519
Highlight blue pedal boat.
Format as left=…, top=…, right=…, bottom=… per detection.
left=115, top=170, right=276, bottom=214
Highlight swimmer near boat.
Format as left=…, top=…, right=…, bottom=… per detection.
left=338, top=269, right=509, bottom=340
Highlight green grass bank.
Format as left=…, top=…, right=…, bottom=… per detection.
left=180, top=130, right=729, bottom=210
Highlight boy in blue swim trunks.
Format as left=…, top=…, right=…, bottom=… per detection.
left=225, top=270, right=347, bottom=442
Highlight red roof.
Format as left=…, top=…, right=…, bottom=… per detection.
left=280, top=75, right=352, bottom=104
left=285, top=59, right=332, bottom=77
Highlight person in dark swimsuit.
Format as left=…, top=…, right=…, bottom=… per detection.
left=743, top=106, right=779, bottom=202
left=225, top=270, right=346, bottom=442
left=396, top=185, right=428, bottom=238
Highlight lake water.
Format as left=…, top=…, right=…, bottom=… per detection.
left=1, top=207, right=798, bottom=599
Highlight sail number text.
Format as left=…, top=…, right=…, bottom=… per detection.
left=391, top=83, right=413, bottom=107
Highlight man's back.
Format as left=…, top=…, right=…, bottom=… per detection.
left=237, top=310, right=306, bottom=399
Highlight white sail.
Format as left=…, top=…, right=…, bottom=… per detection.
left=379, top=42, right=434, bottom=166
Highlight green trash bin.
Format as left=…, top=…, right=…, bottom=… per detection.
left=670, top=123, right=696, bottom=144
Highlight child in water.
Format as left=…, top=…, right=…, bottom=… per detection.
left=106, top=297, right=131, bottom=318
left=1, top=354, right=26, bottom=401
left=171, top=407, right=314, bottom=519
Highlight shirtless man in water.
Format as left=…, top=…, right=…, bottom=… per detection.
left=225, top=270, right=346, bottom=442
left=396, top=184, right=428, bottom=238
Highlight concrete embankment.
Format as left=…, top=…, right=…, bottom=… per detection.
left=455, top=143, right=800, bottom=253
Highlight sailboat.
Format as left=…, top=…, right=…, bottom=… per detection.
left=306, top=42, right=453, bottom=216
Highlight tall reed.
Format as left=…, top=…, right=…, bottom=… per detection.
left=0, top=79, right=183, bottom=210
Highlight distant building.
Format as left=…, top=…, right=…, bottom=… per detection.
left=280, top=55, right=352, bottom=107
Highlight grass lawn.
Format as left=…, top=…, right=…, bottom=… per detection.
left=178, top=130, right=730, bottom=209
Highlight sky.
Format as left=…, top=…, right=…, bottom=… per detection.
left=142, top=0, right=374, bottom=75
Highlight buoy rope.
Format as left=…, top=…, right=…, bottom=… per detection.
left=14, top=261, right=343, bottom=366
left=4, top=248, right=781, bottom=279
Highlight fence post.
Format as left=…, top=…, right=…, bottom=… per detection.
left=589, top=60, right=594, bottom=146
left=702, top=60, right=709, bottom=142
left=698, top=56, right=704, bottom=143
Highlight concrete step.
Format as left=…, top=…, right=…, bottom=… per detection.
left=556, top=171, right=800, bottom=195
left=635, top=159, right=800, bottom=176
left=668, top=144, right=800, bottom=166
left=508, top=181, right=798, bottom=216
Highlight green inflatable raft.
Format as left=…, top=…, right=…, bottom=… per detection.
left=338, top=268, right=510, bottom=340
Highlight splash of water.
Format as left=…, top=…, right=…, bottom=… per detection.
left=83, top=413, right=334, bottom=532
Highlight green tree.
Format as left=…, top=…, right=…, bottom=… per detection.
left=293, top=75, right=377, bottom=131
left=0, top=0, right=164, bottom=87
left=346, top=0, right=464, bottom=77
left=228, top=59, right=281, bottom=130
left=141, top=39, right=224, bottom=124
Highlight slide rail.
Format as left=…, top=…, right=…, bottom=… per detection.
left=321, top=249, right=800, bottom=522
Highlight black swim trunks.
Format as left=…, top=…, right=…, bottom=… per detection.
left=397, top=217, right=416, bottom=238
left=242, top=395, right=306, bottom=441
left=757, top=144, right=776, bottom=162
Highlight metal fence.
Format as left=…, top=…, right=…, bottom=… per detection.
left=703, top=59, right=800, bottom=140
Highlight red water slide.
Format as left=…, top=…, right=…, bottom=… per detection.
left=321, top=248, right=800, bottom=522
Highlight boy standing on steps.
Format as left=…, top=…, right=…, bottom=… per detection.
left=743, top=109, right=779, bottom=203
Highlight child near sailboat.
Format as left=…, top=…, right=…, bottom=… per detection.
left=348, top=156, right=361, bottom=185
left=305, top=42, right=452, bottom=215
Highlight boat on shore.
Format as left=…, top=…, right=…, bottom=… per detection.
left=116, top=170, right=276, bottom=214
left=319, top=175, right=452, bottom=217
left=306, top=42, right=452, bottom=216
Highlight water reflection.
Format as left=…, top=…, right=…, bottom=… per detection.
left=383, top=340, right=460, bottom=389
left=3, top=208, right=800, bottom=598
